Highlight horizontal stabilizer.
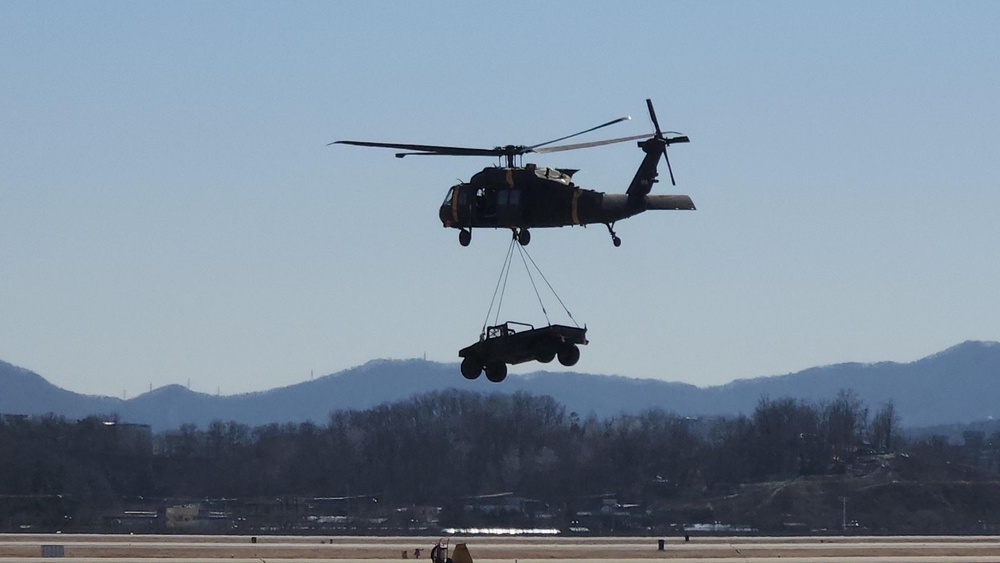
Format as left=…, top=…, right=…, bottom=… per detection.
left=645, top=194, right=695, bottom=210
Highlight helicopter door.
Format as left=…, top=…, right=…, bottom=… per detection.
left=495, top=187, right=523, bottom=226
left=475, top=187, right=499, bottom=225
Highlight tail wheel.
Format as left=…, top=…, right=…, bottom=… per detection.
left=558, top=345, right=580, bottom=367
left=606, top=223, right=620, bottom=247
left=485, top=362, right=508, bottom=383
left=461, top=357, right=482, bottom=379
left=459, top=229, right=472, bottom=247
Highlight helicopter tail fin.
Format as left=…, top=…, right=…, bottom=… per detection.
left=626, top=99, right=689, bottom=201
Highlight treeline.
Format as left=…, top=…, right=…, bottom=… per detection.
left=155, top=390, right=902, bottom=501
left=2, top=389, right=999, bottom=531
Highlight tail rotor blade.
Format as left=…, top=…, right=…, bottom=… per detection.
left=663, top=148, right=676, bottom=185
left=646, top=98, right=663, bottom=137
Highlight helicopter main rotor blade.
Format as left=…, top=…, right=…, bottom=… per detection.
left=392, top=151, right=465, bottom=158
left=527, top=116, right=631, bottom=151
left=331, top=140, right=502, bottom=157
left=532, top=133, right=654, bottom=154
left=333, top=108, right=660, bottom=159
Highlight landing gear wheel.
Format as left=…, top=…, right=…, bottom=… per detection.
left=536, top=349, right=555, bottom=363
left=485, top=362, right=508, bottom=383
left=459, top=229, right=472, bottom=247
left=461, top=357, right=482, bottom=380
left=517, top=229, right=531, bottom=246
left=558, top=344, right=580, bottom=367
left=605, top=223, right=621, bottom=247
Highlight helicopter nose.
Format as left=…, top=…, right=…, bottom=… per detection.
left=439, top=204, right=452, bottom=226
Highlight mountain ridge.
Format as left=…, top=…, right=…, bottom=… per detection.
left=2, top=340, right=998, bottom=431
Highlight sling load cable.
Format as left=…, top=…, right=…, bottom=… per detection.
left=491, top=239, right=516, bottom=328
left=514, top=241, right=551, bottom=326
left=515, top=242, right=581, bottom=328
left=481, top=237, right=518, bottom=336
left=483, top=237, right=581, bottom=333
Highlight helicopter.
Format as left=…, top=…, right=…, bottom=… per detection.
left=333, top=99, right=694, bottom=247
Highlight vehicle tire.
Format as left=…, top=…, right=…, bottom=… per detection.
left=558, top=344, right=580, bottom=367
left=459, top=229, right=472, bottom=247
left=461, top=357, right=482, bottom=380
left=485, top=362, right=507, bottom=383
left=536, top=348, right=555, bottom=363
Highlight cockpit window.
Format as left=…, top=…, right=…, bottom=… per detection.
left=443, top=186, right=456, bottom=206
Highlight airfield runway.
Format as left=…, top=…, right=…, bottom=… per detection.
left=1, top=534, right=1000, bottom=562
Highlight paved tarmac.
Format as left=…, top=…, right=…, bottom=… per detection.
left=1, top=534, right=1000, bottom=562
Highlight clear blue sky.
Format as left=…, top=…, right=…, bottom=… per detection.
left=3, top=2, right=999, bottom=398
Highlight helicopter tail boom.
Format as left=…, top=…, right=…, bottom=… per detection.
left=595, top=193, right=694, bottom=224
left=645, top=194, right=695, bottom=211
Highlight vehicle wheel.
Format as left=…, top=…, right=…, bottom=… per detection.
left=558, top=345, right=580, bottom=367
left=459, top=229, right=472, bottom=247
left=612, top=236, right=622, bottom=247
left=518, top=229, right=531, bottom=246
left=485, top=362, right=507, bottom=383
left=536, top=349, right=555, bottom=363
left=461, top=357, right=482, bottom=379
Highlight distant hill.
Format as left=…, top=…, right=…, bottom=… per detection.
left=2, top=341, right=999, bottom=431
left=0, top=360, right=122, bottom=419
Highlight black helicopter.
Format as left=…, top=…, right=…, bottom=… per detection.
left=333, top=99, right=694, bottom=247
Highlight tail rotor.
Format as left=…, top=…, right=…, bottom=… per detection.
left=645, top=98, right=688, bottom=186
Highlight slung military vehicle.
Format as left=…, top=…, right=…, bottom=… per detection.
left=459, top=322, right=588, bottom=383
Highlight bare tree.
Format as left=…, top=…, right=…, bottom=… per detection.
left=869, top=401, right=899, bottom=453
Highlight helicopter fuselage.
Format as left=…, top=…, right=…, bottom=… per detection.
left=439, top=165, right=694, bottom=234
left=335, top=99, right=693, bottom=247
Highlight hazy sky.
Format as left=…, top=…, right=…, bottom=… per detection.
left=3, top=2, right=999, bottom=398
